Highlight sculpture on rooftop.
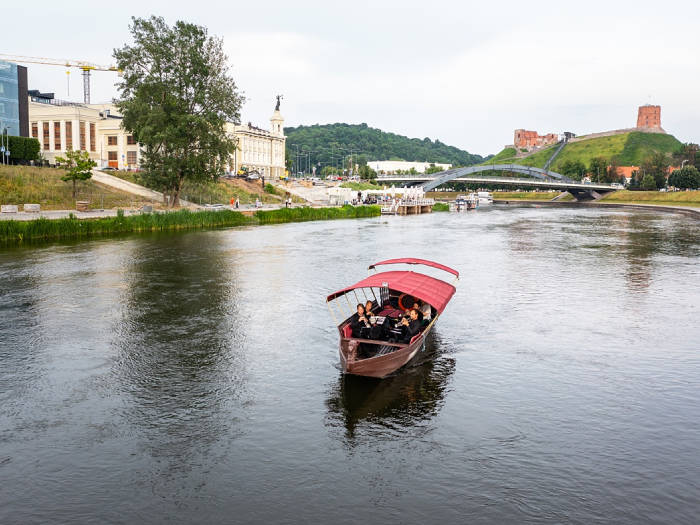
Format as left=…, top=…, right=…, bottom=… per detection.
left=275, top=94, right=283, bottom=111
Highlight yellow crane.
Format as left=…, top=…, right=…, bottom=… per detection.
left=0, top=53, right=121, bottom=104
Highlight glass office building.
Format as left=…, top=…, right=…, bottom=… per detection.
left=0, top=60, right=29, bottom=137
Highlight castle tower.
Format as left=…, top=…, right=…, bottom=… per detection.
left=637, top=105, right=661, bottom=130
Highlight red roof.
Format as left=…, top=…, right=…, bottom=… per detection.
left=368, top=258, right=460, bottom=279
left=326, top=270, right=457, bottom=314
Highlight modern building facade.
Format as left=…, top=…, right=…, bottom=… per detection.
left=225, top=107, right=286, bottom=179
left=0, top=60, right=29, bottom=137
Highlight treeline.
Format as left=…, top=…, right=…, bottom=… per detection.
left=284, top=123, right=484, bottom=170
left=554, top=143, right=700, bottom=190
left=2, top=136, right=40, bottom=164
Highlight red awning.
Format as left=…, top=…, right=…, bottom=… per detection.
left=326, top=270, right=457, bottom=314
left=368, top=258, right=459, bottom=279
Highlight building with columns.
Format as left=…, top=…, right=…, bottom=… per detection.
left=225, top=104, right=286, bottom=179
left=28, top=92, right=287, bottom=177
left=28, top=91, right=140, bottom=169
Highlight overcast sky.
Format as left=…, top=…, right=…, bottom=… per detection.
left=5, top=0, right=699, bottom=155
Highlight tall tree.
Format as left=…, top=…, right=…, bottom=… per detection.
left=588, top=157, right=608, bottom=182
left=114, top=16, right=243, bottom=206
left=55, top=149, right=97, bottom=198
left=641, top=152, right=670, bottom=189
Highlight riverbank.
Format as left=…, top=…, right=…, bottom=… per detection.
left=0, top=205, right=381, bottom=245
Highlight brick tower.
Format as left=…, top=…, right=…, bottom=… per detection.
left=637, top=105, right=661, bottom=129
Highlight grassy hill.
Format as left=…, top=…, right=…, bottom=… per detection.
left=285, top=123, right=484, bottom=168
left=487, top=132, right=682, bottom=171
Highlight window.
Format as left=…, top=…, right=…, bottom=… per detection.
left=90, top=123, right=96, bottom=152
left=65, top=121, right=72, bottom=150
left=54, top=122, right=61, bottom=151
left=42, top=123, right=49, bottom=150
left=108, top=151, right=118, bottom=161
left=79, top=121, right=86, bottom=151
left=126, top=135, right=136, bottom=145
left=127, top=151, right=137, bottom=166
left=107, top=136, right=118, bottom=146
left=31, top=122, right=38, bottom=139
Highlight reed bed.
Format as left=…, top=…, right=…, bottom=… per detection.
left=0, top=209, right=252, bottom=244
left=0, top=206, right=381, bottom=245
left=255, top=205, right=381, bottom=224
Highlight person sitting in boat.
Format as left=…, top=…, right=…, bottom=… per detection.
left=399, top=308, right=423, bottom=343
left=413, top=299, right=432, bottom=322
left=351, top=304, right=371, bottom=338
left=365, top=300, right=376, bottom=316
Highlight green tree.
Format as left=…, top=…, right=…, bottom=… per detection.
left=358, top=164, right=377, bottom=180
left=668, top=166, right=700, bottom=189
left=425, top=164, right=444, bottom=174
left=559, top=159, right=586, bottom=180
left=640, top=174, right=657, bottom=190
left=114, top=16, right=243, bottom=206
left=605, top=157, right=621, bottom=183
left=641, top=152, right=670, bottom=189
left=55, top=149, right=97, bottom=198
left=589, top=157, right=608, bottom=182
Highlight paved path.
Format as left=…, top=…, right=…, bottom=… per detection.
left=274, top=181, right=329, bottom=204
left=91, top=170, right=196, bottom=207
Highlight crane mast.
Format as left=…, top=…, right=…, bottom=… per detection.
left=0, top=54, right=121, bottom=104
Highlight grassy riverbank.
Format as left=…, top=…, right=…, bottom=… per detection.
left=0, top=205, right=381, bottom=244
left=0, top=165, right=152, bottom=210
left=599, top=190, right=700, bottom=207
left=432, top=202, right=450, bottom=211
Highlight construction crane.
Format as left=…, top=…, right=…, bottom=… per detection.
left=0, top=54, right=121, bottom=104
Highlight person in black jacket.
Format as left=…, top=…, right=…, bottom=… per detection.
left=350, top=304, right=371, bottom=338
left=399, top=308, right=423, bottom=343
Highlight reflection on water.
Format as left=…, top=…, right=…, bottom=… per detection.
left=111, top=233, right=248, bottom=475
left=326, top=334, right=455, bottom=444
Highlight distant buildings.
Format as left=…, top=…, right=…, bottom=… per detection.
left=0, top=60, right=29, bottom=137
left=513, top=129, right=558, bottom=151
left=27, top=88, right=286, bottom=176
left=367, top=160, right=451, bottom=174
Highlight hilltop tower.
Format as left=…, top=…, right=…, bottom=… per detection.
left=637, top=105, right=661, bottom=130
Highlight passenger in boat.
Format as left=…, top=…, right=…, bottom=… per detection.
left=351, top=304, right=371, bottom=338
left=365, top=300, right=375, bottom=316
left=400, top=308, right=423, bottom=343
left=414, top=300, right=432, bottom=322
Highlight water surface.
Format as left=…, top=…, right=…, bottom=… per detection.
left=1, top=207, right=699, bottom=524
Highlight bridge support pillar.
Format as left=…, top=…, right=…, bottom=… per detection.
left=567, top=189, right=615, bottom=201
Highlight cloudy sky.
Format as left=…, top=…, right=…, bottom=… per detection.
left=4, top=0, right=699, bottom=155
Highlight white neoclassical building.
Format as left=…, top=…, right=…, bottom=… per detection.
left=28, top=91, right=287, bottom=178
left=28, top=91, right=141, bottom=169
left=226, top=104, right=286, bottom=179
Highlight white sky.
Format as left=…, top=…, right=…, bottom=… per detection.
left=5, top=0, right=699, bottom=155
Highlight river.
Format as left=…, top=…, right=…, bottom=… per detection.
left=1, top=206, right=699, bottom=524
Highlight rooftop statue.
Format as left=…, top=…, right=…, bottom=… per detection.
left=275, top=94, right=283, bottom=111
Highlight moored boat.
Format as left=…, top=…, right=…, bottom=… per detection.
left=326, top=258, right=458, bottom=378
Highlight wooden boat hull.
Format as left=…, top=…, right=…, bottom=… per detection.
left=339, top=332, right=427, bottom=379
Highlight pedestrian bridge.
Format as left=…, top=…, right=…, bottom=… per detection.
left=376, top=164, right=619, bottom=200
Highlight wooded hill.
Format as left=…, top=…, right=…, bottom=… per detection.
left=284, top=123, right=484, bottom=168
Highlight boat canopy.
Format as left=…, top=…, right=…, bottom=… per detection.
left=326, top=270, right=457, bottom=314
left=368, top=258, right=459, bottom=279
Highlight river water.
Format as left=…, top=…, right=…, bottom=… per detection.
left=1, top=206, right=699, bottom=524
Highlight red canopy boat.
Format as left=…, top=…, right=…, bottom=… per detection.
left=326, top=258, right=458, bottom=378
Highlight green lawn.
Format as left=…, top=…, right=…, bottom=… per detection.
left=1, top=165, right=154, bottom=210
left=600, top=190, right=700, bottom=207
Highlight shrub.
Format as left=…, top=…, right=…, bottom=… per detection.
left=264, top=183, right=276, bottom=194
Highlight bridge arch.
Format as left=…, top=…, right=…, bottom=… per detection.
left=417, top=164, right=572, bottom=191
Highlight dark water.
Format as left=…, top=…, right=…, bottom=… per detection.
left=1, top=207, right=699, bottom=524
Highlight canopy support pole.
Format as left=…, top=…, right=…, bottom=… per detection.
left=326, top=300, right=339, bottom=326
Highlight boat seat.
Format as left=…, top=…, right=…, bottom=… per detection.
left=375, top=345, right=396, bottom=356
left=342, top=324, right=353, bottom=338
left=409, top=333, right=422, bottom=345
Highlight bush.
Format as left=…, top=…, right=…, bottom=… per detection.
left=432, top=202, right=450, bottom=212
left=641, top=174, right=657, bottom=190
left=264, top=183, right=276, bottom=194
left=668, top=166, right=700, bottom=189
left=7, top=136, right=40, bottom=163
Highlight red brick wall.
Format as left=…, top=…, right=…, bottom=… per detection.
left=637, top=105, right=661, bottom=129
